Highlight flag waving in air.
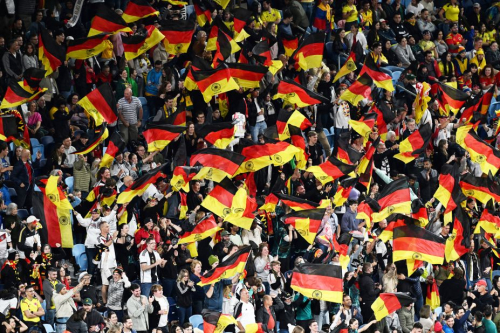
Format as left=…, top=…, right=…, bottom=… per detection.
left=283, top=208, right=326, bottom=244
left=198, top=246, right=251, bottom=286
left=372, top=293, right=415, bottom=321
left=291, top=263, right=343, bottom=303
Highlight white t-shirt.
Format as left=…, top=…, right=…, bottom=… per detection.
left=0, top=231, right=11, bottom=259
left=234, top=301, right=256, bottom=332
left=139, top=250, right=161, bottom=283
left=232, top=113, right=246, bottom=138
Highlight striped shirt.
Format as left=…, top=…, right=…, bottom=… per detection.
left=117, top=96, right=142, bottom=125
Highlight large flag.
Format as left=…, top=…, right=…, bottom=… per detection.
left=189, top=64, right=239, bottom=103
left=394, top=123, right=432, bottom=163
left=371, top=293, right=414, bottom=321
left=35, top=176, right=74, bottom=248
left=213, top=29, right=240, bottom=67
left=445, top=206, right=471, bottom=262
left=371, top=178, right=412, bottom=222
left=88, top=4, right=133, bottom=36
left=289, top=125, right=309, bottom=170
left=117, top=164, right=168, bottom=204
left=348, top=113, right=378, bottom=142
left=78, top=83, right=118, bottom=126
left=414, top=82, right=432, bottom=124
left=73, top=125, right=109, bottom=155
left=278, top=194, right=320, bottom=211
left=459, top=173, right=500, bottom=204
left=436, top=83, right=469, bottom=116
left=123, top=25, right=165, bottom=60
left=99, top=132, right=126, bottom=168
left=377, top=214, right=416, bottom=243
left=456, top=126, right=500, bottom=176
left=292, top=32, right=325, bottom=71
left=170, top=166, right=201, bottom=192
left=0, top=80, right=46, bottom=109
left=224, top=188, right=258, bottom=230
left=197, top=123, right=235, bottom=149
left=66, top=34, right=110, bottom=60
left=356, top=198, right=380, bottom=229
left=276, top=109, right=312, bottom=141
left=161, top=19, right=196, bottom=55
left=273, top=79, right=329, bottom=108
left=358, top=53, right=394, bottom=91
left=236, top=140, right=299, bottom=174
left=291, top=263, right=343, bottom=303
left=190, top=148, right=245, bottom=182
left=433, top=164, right=467, bottom=214
left=227, top=63, right=268, bottom=89
left=202, top=311, right=238, bottom=333
left=38, top=25, right=65, bottom=76
left=282, top=34, right=299, bottom=58
left=333, top=41, right=364, bottom=83
left=122, top=0, right=159, bottom=23
left=282, top=208, right=325, bottom=243
left=0, top=116, right=21, bottom=142
left=306, top=156, right=357, bottom=185
left=198, top=246, right=251, bottom=286
left=201, top=177, right=238, bottom=218
left=339, top=74, right=373, bottom=106
left=179, top=215, right=221, bottom=244
left=393, top=222, right=446, bottom=264
left=143, top=123, right=186, bottom=152
left=371, top=102, right=396, bottom=140
left=333, top=178, right=358, bottom=207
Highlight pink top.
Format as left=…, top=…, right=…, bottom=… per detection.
left=27, top=112, right=42, bottom=127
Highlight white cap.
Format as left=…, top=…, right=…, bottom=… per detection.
left=26, top=216, right=39, bottom=223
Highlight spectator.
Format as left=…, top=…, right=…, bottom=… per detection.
left=126, top=284, right=153, bottom=333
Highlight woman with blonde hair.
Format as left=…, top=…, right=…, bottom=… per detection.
left=175, top=269, right=195, bottom=324
left=189, top=260, right=204, bottom=315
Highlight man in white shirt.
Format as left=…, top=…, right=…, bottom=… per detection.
left=139, top=238, right=166, bottom=297
left=97, top=221, right=118, bottom=304
left=62, top=137, right=77, bottom=173
left=234, top=289, right=256, bottom=332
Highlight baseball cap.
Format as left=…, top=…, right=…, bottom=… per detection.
left=476, top=279, right=487, bottom=287
left=27, top=216, right=39, bottom=223
left=434, top=322, right=443, bottom=332
left=55, top=284, right=65, bottom=293
left=83, top=298, right=93, bottom=305
left=473, top=2, right=480, bottom=7
left=144, top=217, right=154, bottom=224
left=221, top=230, right=230, bottom=236
left=78, top=272, right=91, bottom=282
left=380, top=19, right=386, bottom=23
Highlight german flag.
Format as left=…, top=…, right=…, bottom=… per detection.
left=0, top=116, right=21, bottom=142
left=333, top=41, right=364, bottom=83
left=377, top=214, right=413, bottom=243
left=348, top=113, right=378, bottom=142
left=260, top=193, right=280, bottom=213
left=480, top=228, right=500, bottom=258
left=231, top=8, right=252, bottom=42
left=393, top=222, right=446, bottom=264
left=179, top=215, right=221, bottom=244
left=34, top=176, right=74, bottom=248
left=339, top=74, right=373, bottom=106
left=38, top=25, right=65, bottom=76
left=357, top=141, right=378, bottom=192
left=197, top=123, right=235, bottom=149
left=212, top=29, right=240, bottom=67
left=460, top=173, right=500, bottom=204
left=99, top=132, right=126, bottom=168
left=358, top=53, right=394, bottom=91
left=190, top=64, right=239, bottom=103
left=407, top=259, right=424, bottom=277
left=456, top=125, right=500, bottom=176
left=333, top=178, right=357, bottom=207
left=289, top=125, right=309, bottom=170
left=434, top=164, right=466, bottom=214
left=371, top=178, right=412, bottom=222
left=336, top=132, right=363, bottom=164
left=437, top=83, right=469, bottom=116
left=276, top=109, right=312, bottom=141
left=190, top=148, right=245, bottom=182
left=371, top=293, right=414, bottom=321
left=212, top=0, right=231, bottom=10
left=143, top=123, right=186, bottom=152
left=201, top=178, right=237, bottom=218
left=411, top=200, right=429, bottom=227
left=164, top=108, right=187, bottom=127
left=0, top=110, right=29, bottom=148
left=414, top=82, right=432, bottom=124
left=224, top=188, right=258, bottom=230
left=245, top=323, right=265, bottom=333
left=306, top=156, right=357, bottom=186
left=192, top=0, right=213, bottom=27
left=66, top=34, right=111, bottom=60
left=88, top=4, right=133, bottom=37
left=206, top=17, right=231, bottom=51
left=227, top=63, right=268, bottom=89
left=178, top=191, right=188, bottom=219
left=202, top=311, right=238, bottom=333
left=84, top=186, right=117, bottom=218
left=251, top=40, right=273, bottom=66
left=291, top=263, right=343, bottom=303
left=236, top=140, right=299, bottom=174
left=395, top=123, right=432, bottom=163
left=356, top=198, right=380, bottom=229
left=425, top=279, right=440, bottom=310
left=371, top=102, right=396, bottom=141
left=122, top=0, right=159, bottom=23
left=123, top=25, right=165, bottom=60
left=0, top=80, right=46, bottom=109
left=73, top=124, right=109, bottom=155
left=273, top=79, right=330, bottom=108
left=474, top=209, right=500, bottom=235
left=282, top=34, right=299, bottom=58
left=78, top=83, right=117, bottom=126
left=278, top=194, right=319, bottom=211
left=445, top=206, right=471, bottom=262
left=161, top=19, right=195, bottom=55
left=117, top=163, right=168, bottom=204
left=283, top=208, right=325, bottom=243
left=479, top=86, right=495, bottom=115
left=23, top=68, right=46, bottom=89
left=198, top=245, right=251, bottom=286
left=292, top=32, right=325, bottom=71
left=171, top=166, right=201, bottom=192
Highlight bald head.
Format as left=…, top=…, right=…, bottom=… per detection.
left=123, top=176, right=133, bottom=187
left=124, top=88, right=132, bottom=101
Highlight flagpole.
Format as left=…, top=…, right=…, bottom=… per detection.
left=395, top=84, right=417, bottom=97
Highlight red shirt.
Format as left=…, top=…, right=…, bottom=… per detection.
left=445, top=33, right=464, bottom=54
left=267, top=308, right=275, bottom=330
left=24, top=162, right=32, bottom=184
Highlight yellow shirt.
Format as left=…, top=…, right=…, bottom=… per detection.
left=443, top=3, right=459, bottom=22
left=360, top=9, right=373, bottom=27
left=20, top=298, right=42, bottom=323
left=419, top=40, right=435, bottom=52
left=260, top=8, right=281, bottom=32
left=487, top=29, right=497, bottom=42
left=343, top=4, right=358, bottom=23
left=101, top=40, right=114, bottom=60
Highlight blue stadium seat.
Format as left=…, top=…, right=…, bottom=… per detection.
left=30, top=138, right=40, bottom=147
left=72, top=244, right=88, bottom=271
left=65, top=176, right=74, bottom=193
left=167, top=297, right=179, bottom=322
left=32, top=144, right=44, bottom=161
left=40, top=136, right=55, bottom=146
left=17, top=209, right=29, bottom=220
left=8, top=188, right=16, bottom=198
left=189, top=315, right=203, bottom=331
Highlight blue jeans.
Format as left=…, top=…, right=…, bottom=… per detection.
left=141, top=282, right=154, bottom=297
left=56, top=317, right=69, bottom=333
left=250, top=121, right=267, bottom=142
left=46, top=308, right=56, bottom=327
left=85, top=247, right=97, bottom=276
left=161, top=278, right=176, bottom=298
left=177, top=305, right=192, bottom=325
left=414, top=294, right=423, bottom=321
left=300, top=2, right=314, bottom=22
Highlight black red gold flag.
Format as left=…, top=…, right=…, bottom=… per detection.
left=224, top=187, right=258, bottom=230
left=206, top=17, right=232, bottom=51
left=276, top=109, right=312, bottom=141
left=445, top=206, right=471, bottom=262
left=371, top=102, right=396, bottom=140
left=339, top=74, right=374, bottom=106
left=273, top=79, right=330, bottom=108
left=436, top=83, right=469, bottom=116
left=198, top=246, right=251, bottom=286
left=289, top=125, right=309, bottom=170
left=333, top=41, right=364, bottom=83
left=189, top=64, right=239, bottom=103
left=123, top=25, right=165, bottom=60
left=88, top=4, right=133, bottom=36
left=0, top=116, right=22, bottom=142
left=252, top=40, right=273, bottom=66
left=283, top=208, right=325, bottom=243
left=202, top=311, right=237, bottom=333
left=192, top=0, right=213, bottom=27
left=78, top=83, right=118, bottom=126
left=371, top=178, right=412, bottom=222
left=426, top=279, right=440, bottom=310
left=291, top=263, right=343, bottom=303
left=99, top=132, right=126, bottom=168
left=434, top=164, right=467, bottom=214
left=475, top=209, right=500, bottom=235
left=357, top=137, right=379, bottom=191
left=393, top=222, right=446, bottom=264
left=348, top=112, right=378, bottom=142
left=164, top=108, right=187, bottom=127
left=306, top=156, right=357, bottom=185
left=235, top=140, right=299, bottom=174
left=161, top=19, right=196, bottom=55
left=231, top=7, right=252, bottom=42
left=333, top=178, right=358, bottom=207
left=282, top=34, right=299, bottom=58
left=371, top=293, right=414, bottom=320
left=292, top=31, right=325, bottom=71
left=336, top=131, right=363, bottom=164
left=122, top=0, right=159, bottom=23
left=227, top=63, right=269, bottom=89
left=190, top=148, right=245, bottom=182
left=212, top=28, right=240, bottom=67
left=66, top=34, right=111, bottom=60
left=73, top=124, right=109, bottom=155
left=359, top=53, right=394, bottom=91
left=201, top=177, right=238, bottom=218
left=179, top=215, right=221, bottom=244
left=259, top=193, right=280, bottom=213
left=117, top=163, right=169, bottom=204
left=0, top=80, right=46, bottom=109
left=377, top=214, right=415, bottom=243
left=0, top=110, right=29, bottom=148
left=197, top=123, right=235, bottom=149
left=411, top=200, right=429, bottom=227
left=356, top=197, right=381, bottom=229
left=171, top=166, right=202, bottom=192
left=278, top=194, right=319, bottom=211
left=460, top=173, right=500, bottom=204
left=23, top=68, right=46, bottom=89
left=143, top=123, right=186, bottom=152
left=38, top=25, right=65, bottom=76
left=395, top=123, right=432, bottom=163
left=456, top=125, right=500, bottom=176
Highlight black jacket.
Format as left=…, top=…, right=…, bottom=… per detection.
left=255, top=297, right=284, bottom=333
left=276, top=301, right=295, bottom=327
left=359, top=273, right=381, bottom=303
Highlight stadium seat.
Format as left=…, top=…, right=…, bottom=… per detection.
left=167, top=297, right=179, bottom=322
left=40, top=136, right=55, bottom=146
left=8, top=188, right=17, bottom=199
left=65, top=176, right=74, bottom=194
left=32, top=144, right=44, bottom=161
left=139, top=97, right=150, bottom=124
left=72, top=244, right=88, bottom=271
left=189, top=315, right=203, bottom=331
left=30, top=138, right=40, bottom=147
left=17, top=209, right=29, bottom=220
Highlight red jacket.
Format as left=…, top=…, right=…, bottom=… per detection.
left=134, top=228, right=161, bottom=253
